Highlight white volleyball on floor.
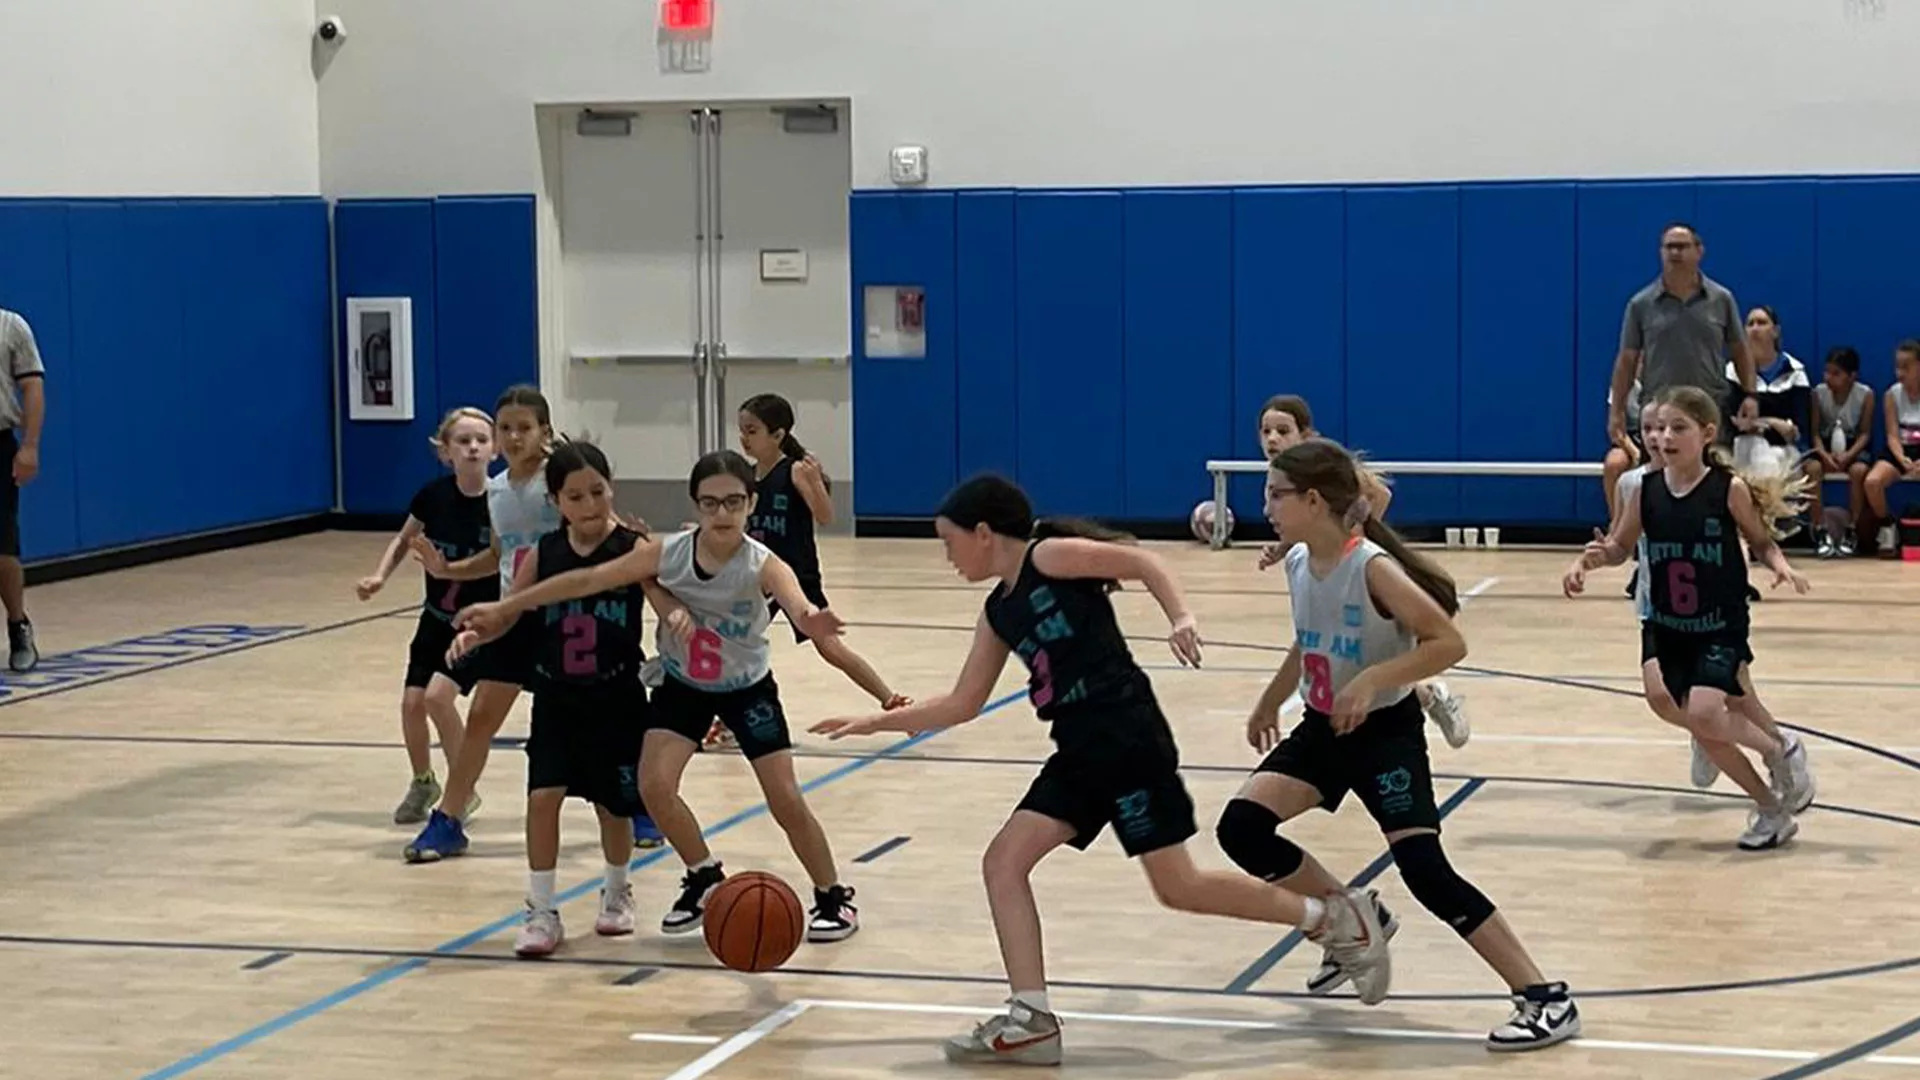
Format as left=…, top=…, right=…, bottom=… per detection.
left=1189, top=500, right=1233, bottom=545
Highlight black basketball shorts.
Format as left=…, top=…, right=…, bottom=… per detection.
left=404, top=612, right=480, bottom=694
left=525, top=677, right=649, bottom=817
left=1641, top=623, right=1751, bottom=706
left=1017, top=706, right=1198, bottom=858
left=1255, top=691, right=1441, bottom=835
left=650, top=672, right=793, bottom=761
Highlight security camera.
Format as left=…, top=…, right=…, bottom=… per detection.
left=316, top=16, right=346, bottom=43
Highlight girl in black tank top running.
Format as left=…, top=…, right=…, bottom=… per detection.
left=1570, top=386, right=1814, bottom=853
left=810, top=474, right=1391, bottom=1068
left=738, top=394, right=909, bottom=713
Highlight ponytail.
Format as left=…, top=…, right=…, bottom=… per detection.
left=742, top=392, right=831, bottom=491
left=1360, top=517, right=1460, bottom=616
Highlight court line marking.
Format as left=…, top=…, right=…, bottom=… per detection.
left=0, top=605, right=415, bottom=712
left=1761, top=1011, right=1920, bottom=1079
left=662, top=1001, right=810, bottom=1079
left=134, top=690, right=1028, bottom=1080
left=1223, top=778, right=1488, bottom=994
left=797, top=997, right=1920, bottom=1067
left=852, top=835, right=912, bottom=863
left=629, top=1032, right=724, bottom=1046
left=8, top=930, right=1920, bottom=1006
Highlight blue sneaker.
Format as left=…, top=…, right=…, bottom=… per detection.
left=404, top=808, right=469, bottom=863
left=633, top=815, right=665, bottom=850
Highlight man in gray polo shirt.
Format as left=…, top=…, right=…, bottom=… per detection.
left=0, top=308, right=44, bottom=672
left=1608, top=223, right=1758, bottom=451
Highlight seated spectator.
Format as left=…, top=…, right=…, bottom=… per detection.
left=1602, top=378, right=1643, bottom=526
left=1728, top=307, right=1810, bottom=472
left=1806, top=346, right=1874, bottom=557
left=1864, top=339, right=1920, bottom=553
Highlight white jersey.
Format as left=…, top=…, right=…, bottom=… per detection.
left=1283, top=538, right=1418, bottom=714
left=487, top=467, right=560, bottom=594
left=1616, top=464, right=1654, bottom=621
left=655, top=529, right=774, bottom=692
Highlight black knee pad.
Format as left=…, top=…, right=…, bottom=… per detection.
left=1215, top=798, right=1304, bottom=881
left=1390, top=832, right=1495, bottom=938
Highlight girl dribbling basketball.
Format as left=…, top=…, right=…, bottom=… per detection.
left=354, top=406, right=494, bottom=824
left=455, top=451, right=864, bottom=944
left=811, top=474, right=1391, bottom=1068
left=1254, top=394, right=1470, bottom=750
left=448, top=441, right=653, bottom=956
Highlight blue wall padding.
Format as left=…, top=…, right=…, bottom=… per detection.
left=1013, top=192, right=1126, bottom=518
left=1458, top=183, right=1579, bottom=524
left=1344, top=186, right=1461, bottom=524
left=1122, top=190, right=1234, bottom=520
left=1229, top=188, right=1346, bottom=522
left=844, top=174, right=1920, bottom=529
left=955, top=191, right=1020, bottom=484
left=849, top=191, right=957, bottom=516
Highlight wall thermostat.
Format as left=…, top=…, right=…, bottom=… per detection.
left=889, top=145, right=928, bottom=187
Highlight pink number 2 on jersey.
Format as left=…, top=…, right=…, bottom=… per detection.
left=561, top=613, right=598, bottom=676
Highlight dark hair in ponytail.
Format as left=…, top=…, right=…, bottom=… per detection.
left=740, top=393, right=831, bottom=493
left=1272, top=438, right=1458, bottom=616
left=936, top=475, right=1132, bottom=590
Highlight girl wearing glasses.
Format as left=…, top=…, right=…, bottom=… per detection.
left=454, top=449, right=863, bottom=944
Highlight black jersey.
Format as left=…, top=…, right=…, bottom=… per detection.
left=747, top=457, right=821, bottom=585
left=983, top=541, right=1153, bottom=732
left=408, top=475, right=498, bottom=621
left=531, top=525, right=647, bottom=686
left=1642, top=466, right=1749, bottom=637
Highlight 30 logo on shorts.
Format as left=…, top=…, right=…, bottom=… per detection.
left=1375, top=767, right=1414, bottom=816
left=742, top=700, right=782, bottom=741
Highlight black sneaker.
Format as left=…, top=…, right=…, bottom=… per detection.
left=1487, top=981, right=1581, bottom=1051
left=8, top=618, right=37, bottom=673
left=661, top=862, right=725, bottom=935
left=807, top=884, right=860, bottom=942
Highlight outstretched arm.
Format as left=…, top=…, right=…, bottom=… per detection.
left=456, top=537, right=662, bottom=633
left=813, top=614, right=1010, bottom=738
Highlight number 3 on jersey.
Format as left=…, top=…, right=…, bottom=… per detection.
left=688, top=628, right=724, bottom=682
left=1303, top=652, right=1334, bottom=712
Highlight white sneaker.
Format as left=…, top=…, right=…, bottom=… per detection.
left=1421, top=681, right=1471, bottom=749
left=1304, top=888, right=1392, bottom=1005
left=596, top=884, right=636, bottom=936
left=1689, top=737, right=1722, bottom=789
left=1306, top=889, right=1400, bottom=996
left=514, top=904, right=564, bottom=957
left=943, top=1001, right=1063, bottom=1066
left=1768, top=735, right=1817, bottom=813
left=1487, top=982, right=1581, bottom=1051
left=1737, top=805, right=1799, bottom=851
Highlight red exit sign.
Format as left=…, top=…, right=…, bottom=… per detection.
left=661, top=0, right=712, bottom=33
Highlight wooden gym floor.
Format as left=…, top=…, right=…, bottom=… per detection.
left=2, top=531, right=1918, bottom=1079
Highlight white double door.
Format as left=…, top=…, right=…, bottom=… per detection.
left=555, top=102, right=852, bottom=485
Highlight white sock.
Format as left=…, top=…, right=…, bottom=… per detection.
left=1300, top=896, right=1327, bottom=936
left=1011, top=989, right=1051, bottom=1016
left=528, top=869, right=557, bottom=911
left=605, top=862, right=630, bottom=894
left=692, top=855, right=719, bottom=872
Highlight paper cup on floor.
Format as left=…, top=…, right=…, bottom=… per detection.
left=1445, top=527, right=1462, bottom=548
left=1464, top=527, right=1481, bottom=547
left=1484, top=527, right=1502, bottom=550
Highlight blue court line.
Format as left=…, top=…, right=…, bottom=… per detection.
left=1759, top=1012, right=1920, bottom=1079
left=136, top=688, right=1029, bottom=1080
left=0, top=605, right=416, bottom=713
left=852, top=835, right=912, bottom=863
left=1222, top=777, right=1489, bottom=995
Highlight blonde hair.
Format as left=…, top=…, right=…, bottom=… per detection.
left=1657, top=386, right=1810, bottom=539
left=429, top=407, right=494, bottom=454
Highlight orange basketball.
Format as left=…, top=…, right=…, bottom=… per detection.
left=703, top=870, right=806, bottom=973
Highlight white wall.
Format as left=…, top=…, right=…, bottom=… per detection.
left=316, top=0, right=1918, bottom=196
left=0, top=0, right=319, bottom=196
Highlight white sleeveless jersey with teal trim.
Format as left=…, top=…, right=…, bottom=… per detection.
left=487, top=468, right=561, bottom=595
left=1283, top=539, right=1419, bottom=713
left=1617, top=465, right=1654, bottom=621
left=655, top=529, right=773, bottom=692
